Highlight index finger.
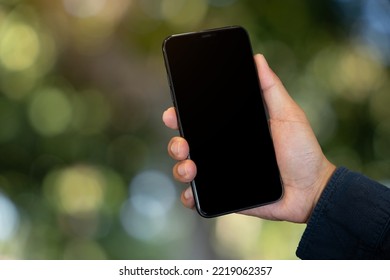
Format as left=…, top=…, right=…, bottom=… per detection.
left=162, top=107, right=179, bottom=130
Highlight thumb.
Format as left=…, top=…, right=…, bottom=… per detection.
left=254, top=54, right=300, bottom=120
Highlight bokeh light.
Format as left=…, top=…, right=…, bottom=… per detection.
left=63, top=0, right=107, bottom=18
left=43, top=165, right=105, bottom=216
left=120, top=170, right=176, bottom=241
left=62, top=0, right=131, bottom=54
left=213, top=214, right=264, bottom=259
left=0, top=193, right=19, bottom=241
left=161, top=0, right=208, bottom=29
left=0, top=23, right=40, bottom=71
left=310, top=45, right=386, bottom=101
left=28, top=87, right=73, bottom=136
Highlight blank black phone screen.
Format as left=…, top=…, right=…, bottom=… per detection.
left=162, top=26, right=283, bottom=218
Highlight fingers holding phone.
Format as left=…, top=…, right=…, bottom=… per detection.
left=162, top=26, right=283, bottom=217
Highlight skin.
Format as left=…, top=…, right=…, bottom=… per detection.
left=162, top=54, right=336, bottom=223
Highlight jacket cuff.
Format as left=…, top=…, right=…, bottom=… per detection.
left=296, top=166, right=390, bottom=259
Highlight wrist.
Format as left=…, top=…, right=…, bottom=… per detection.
left=307, top=161, right=337, bottom=223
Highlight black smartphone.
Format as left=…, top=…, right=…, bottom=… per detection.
left=162, top=25, right=283, bottom=218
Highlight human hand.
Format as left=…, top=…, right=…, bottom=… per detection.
left=162, top=54, right=336, bottom=223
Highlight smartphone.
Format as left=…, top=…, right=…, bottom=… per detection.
left=162, top=25, right=283, bottom=218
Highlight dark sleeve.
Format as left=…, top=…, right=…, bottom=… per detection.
left=296, top=166, right=390, bottom=259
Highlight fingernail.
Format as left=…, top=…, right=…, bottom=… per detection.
left=260, top=54, right=270, bottom=68
left=177, top=164, right=186, bottom=176
left=183, top=187, right=192, bottom=200
left=170, top=141, right=179, bottom=155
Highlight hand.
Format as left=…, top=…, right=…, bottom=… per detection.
left=162, top=54, right=336, bottom=223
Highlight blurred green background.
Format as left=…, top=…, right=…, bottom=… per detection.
left=0, top=0, right=389, bottom=260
